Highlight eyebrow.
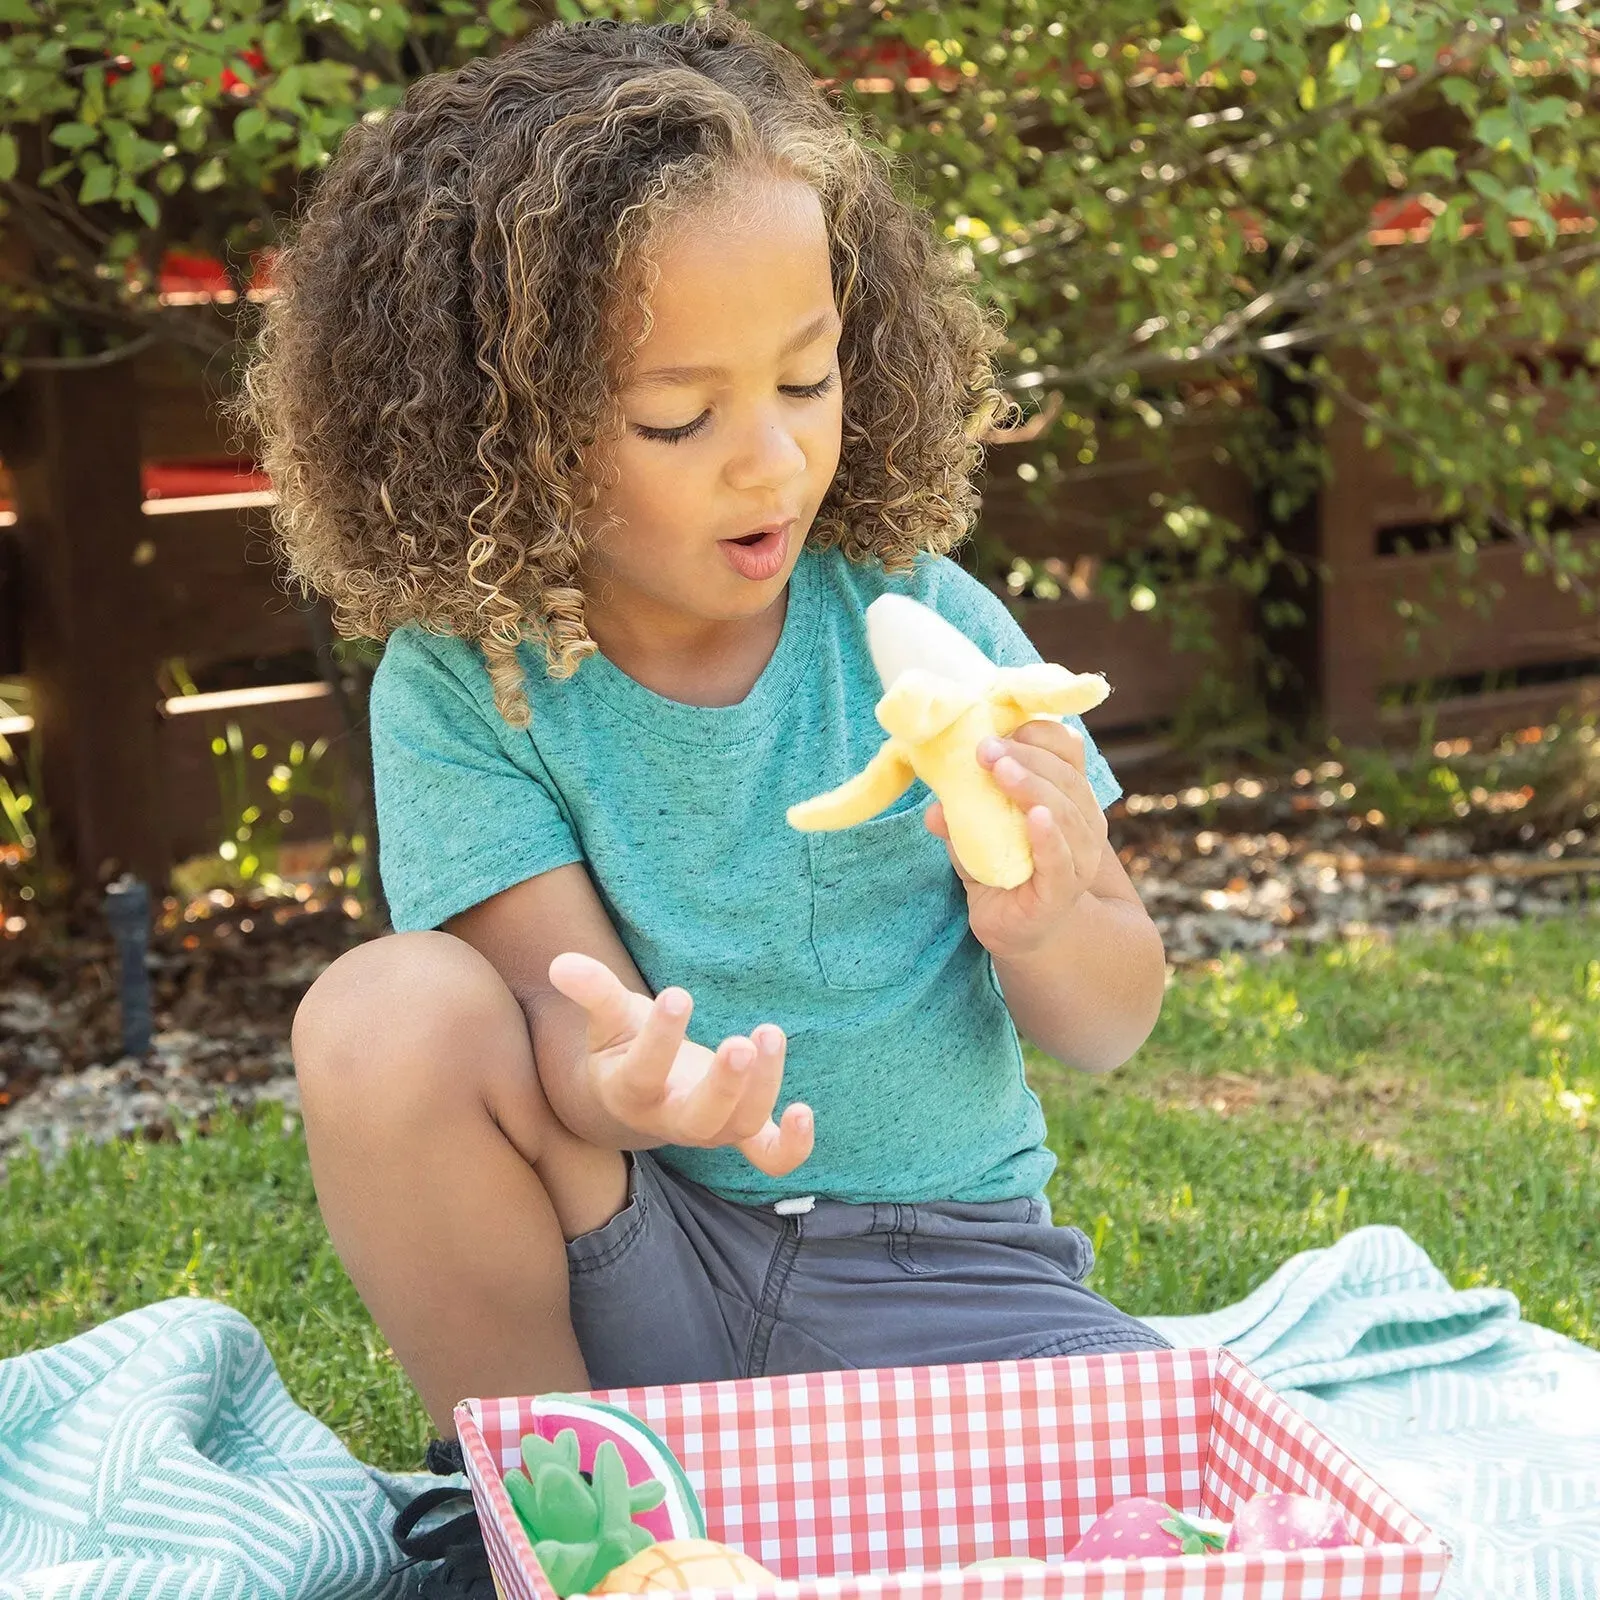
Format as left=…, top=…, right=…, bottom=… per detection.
left=626, top=311, right=842, bottom=391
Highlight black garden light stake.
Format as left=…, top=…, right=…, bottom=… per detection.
left=103, top=873, right=153, bottom=1060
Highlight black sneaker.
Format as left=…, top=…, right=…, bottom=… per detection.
left=391, top=1440, right=497, bottom=1600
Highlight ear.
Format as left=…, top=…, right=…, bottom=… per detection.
left=875, top=670, right=982, bottom=744
left=988, top=663, right=1109, bottom=725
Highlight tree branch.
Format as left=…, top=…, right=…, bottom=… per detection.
left=4, top=331, right=160, bottom=371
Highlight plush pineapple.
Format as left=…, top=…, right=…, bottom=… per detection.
left=503, top=1430, right=665, bottom=1598
left=787, top=595, right=1110, bottom=889
left=590, top=1539, right=780, bottom=1594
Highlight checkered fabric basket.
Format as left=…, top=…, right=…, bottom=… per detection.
left=456, top=1347, right=1451, bottom=1600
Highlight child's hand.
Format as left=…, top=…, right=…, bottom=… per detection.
left=547, top=953, right=814, bottom=1178
left=924, top=720, right=1109, bottom=962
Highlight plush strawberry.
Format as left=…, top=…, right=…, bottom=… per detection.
left=1066, top=1497, right=1226, bottom=1560
left=1226, top=1492, right=1355, bottom=1552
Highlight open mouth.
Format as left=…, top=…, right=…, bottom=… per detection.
left=718, top=521, right=792, bottom=579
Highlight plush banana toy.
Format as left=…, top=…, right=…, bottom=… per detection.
left=786, top=595, right=1110, bottom=889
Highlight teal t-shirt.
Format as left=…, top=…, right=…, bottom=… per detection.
left=368, top=544, right=1121, bottom=1206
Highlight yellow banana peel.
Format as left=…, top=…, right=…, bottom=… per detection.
left=786, top=595, right=1110, bottom=888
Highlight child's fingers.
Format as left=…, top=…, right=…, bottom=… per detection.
left=737, top=1102, right=815, bottom=1179
left=671, top=1034, right=759, bottom=1145
left=714, top=1025, right=788, bottom=1144
left=547, top=952, right=658, bottom=1053
left=600, top=985, right=697, bottom=1122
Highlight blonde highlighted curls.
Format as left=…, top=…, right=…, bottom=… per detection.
left=232, top=9, right=1020, bottom=729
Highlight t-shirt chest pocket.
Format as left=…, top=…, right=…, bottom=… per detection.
left=803, top=796, right=968, bottom=991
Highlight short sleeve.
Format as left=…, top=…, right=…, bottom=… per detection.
left=369, top=626, right=584, bottom=931
left=922, top=557, right=1123, bottom=811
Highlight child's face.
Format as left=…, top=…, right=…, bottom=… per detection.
left=581, top=176, right=844, bottom=647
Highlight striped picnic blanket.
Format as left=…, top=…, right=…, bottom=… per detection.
left=0, top=1298, right=430, bottom=1600
left=1142, top=1225, right=1600, bottom=1599
left=0, top=1226, right=1594, bottom=1599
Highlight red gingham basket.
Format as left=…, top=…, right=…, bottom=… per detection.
left=456, top=1347, right=1451, bottom=1600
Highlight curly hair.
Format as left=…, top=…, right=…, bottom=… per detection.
left=232, top=8, right=1020, bottom=728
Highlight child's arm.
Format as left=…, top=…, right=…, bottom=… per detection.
left=987, top=848, right=1165, bottom=1074
left=445, top=865, right=813, bottom=1174
left=925, top=720, right=1165, bottom=1074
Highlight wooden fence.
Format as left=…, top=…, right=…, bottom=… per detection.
left=1, top=337, right=1597, bottom=895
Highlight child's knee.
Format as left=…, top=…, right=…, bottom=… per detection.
left=291, top=930, right=529, bottom=1113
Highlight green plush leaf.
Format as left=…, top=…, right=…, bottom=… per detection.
left=0, top=133, right=16, bottom=183
left=534, top=1538, right=595, bottom=1599
left=590, top=1441, right=631, bottom=1521
left=533, top=1462, right=599, bottom=1544
left=505, top=1467, right=543, bottom=1539
left=520, top=1434, right=562, bottom=1477
left=628, top=1478, right=667, bottom=1514
left=588, top=1520, right=653, bottom=1585
left=1158, top=1512, right=1227, bottom=1555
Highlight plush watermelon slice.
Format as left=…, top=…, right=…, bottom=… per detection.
left=528, top=1394, right=706, bottom=1543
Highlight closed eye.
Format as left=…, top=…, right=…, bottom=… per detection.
left=634, top=373, right=838, bottom=446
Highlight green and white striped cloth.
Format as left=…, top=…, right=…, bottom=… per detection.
left=1142, top=1225, right=1600, bottom=1600
left=0, top=1298, right=432, bottom=1600
left=1, top=1226, right=1594, bottom=1600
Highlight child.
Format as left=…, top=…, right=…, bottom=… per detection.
left=244, top=8, right=1169, bottom=1588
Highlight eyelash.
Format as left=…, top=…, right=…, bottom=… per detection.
left=635, top=373, right=838, bottom=446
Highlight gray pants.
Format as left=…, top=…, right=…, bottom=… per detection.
left=566, top=1152, right=1170, bottom=1390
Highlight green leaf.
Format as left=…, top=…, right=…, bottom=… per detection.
left=1472, top=107, right=1527, bottom=159
left=533, top=1539, right=595, bottom=1599
left=587, top=1523, right=652, bottom=1589
left=50, top=122, right=100, bottom=151
left=191, top=154, right=226, bottom=190
left=589, top=1441, right=631, bottom=1522
left=504, top=1468, right=542, bottom=1537
left=1410, top=147, right=1456, bottom=182
left=78, top=162, right=114, bottom=204
left=234, top=106, right=267, bottom=143
left=131, top=188, right=158, bottom=228
left=113, top=64, right=154, bottom=114
left=1466, top=170, right=1508, bottom=205
left=262, top=21, right=300, bottom=70
left=1298, top=74, right=1316, bottom=110
left=180, top=0, right=211, bottom=28
left=262, top=67, right=306, bottom=115
left=1524, top=96, right=1571, bottom=131
left=628, top=1478, right=667, bottom=1514
left=0, top=133, right=16, bottom=182
left=1158, top=1511, right=1227, bottom=1556
left=531, top=1462, right=598, bottom=1544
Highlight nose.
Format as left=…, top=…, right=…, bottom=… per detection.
left=725, top=406, right=808, bottom=491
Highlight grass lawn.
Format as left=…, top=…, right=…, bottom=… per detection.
left=1, top=913, right=1596, bottom=1470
